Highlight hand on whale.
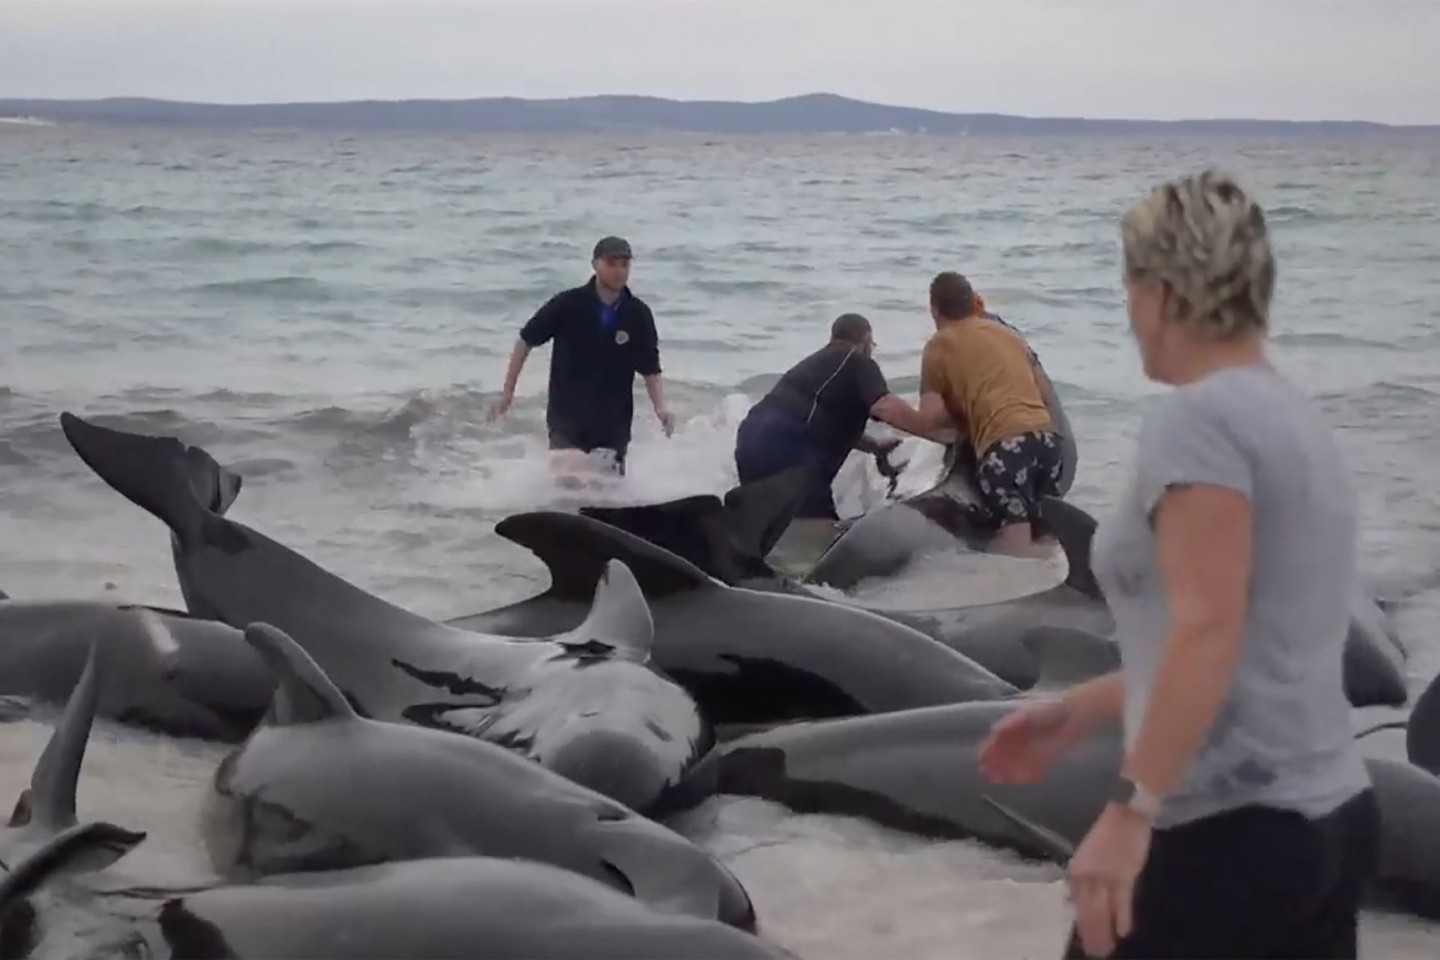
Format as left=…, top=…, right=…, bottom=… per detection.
left=446, top=508, right=1018, bottom=728
left=58, top=410, right=707, bottom=815
left=0, top=596, right=272, bottom=742
left=205, top=622, right=757, bottom=931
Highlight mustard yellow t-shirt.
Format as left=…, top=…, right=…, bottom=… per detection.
left=920, top=317, right=1052, bottom=458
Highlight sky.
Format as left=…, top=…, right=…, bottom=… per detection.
left=1, top=0, right=1437, bottom=124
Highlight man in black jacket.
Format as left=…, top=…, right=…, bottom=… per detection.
left=490, top=237, right=675, bottom=476
left=734, top=313, right=954, bottom=520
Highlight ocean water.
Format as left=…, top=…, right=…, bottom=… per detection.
left=2, top=124, right=1440, bottom=957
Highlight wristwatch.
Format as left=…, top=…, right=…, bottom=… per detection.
left=1109, top=776, right=1161, bottom=820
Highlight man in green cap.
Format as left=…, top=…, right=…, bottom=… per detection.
left=491, top=236, right=675, bottom=477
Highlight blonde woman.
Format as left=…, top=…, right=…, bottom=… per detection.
left=979, top=170, right=1378, bottom=958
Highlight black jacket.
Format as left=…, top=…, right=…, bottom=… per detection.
left=520, top=277, right=661, bottom=447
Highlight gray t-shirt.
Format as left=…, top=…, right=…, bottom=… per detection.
left=1092, top=364, right=1371, bottom=829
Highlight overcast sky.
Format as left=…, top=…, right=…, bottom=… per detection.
left=2, top=0, right=1436, bottom=124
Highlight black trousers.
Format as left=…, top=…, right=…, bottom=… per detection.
left=1062, top=789, right=1379, bottom=959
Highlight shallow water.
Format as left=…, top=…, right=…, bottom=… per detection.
left=2, top=125, right=1439, bottom=956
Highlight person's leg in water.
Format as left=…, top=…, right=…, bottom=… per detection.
left=548, top=427, right=624, bottom=487
left=735, top=405, right=838, bottom=520
left=974, top=430, right=1063, bottom=558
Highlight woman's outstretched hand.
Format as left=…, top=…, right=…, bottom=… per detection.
left=978, top=697, right=1089, bottom=785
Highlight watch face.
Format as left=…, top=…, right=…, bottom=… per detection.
left=1111, top=777, right=1137, bottom=805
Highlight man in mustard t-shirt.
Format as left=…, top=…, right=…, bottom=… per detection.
left=918, top=271, right=1063, bottom=556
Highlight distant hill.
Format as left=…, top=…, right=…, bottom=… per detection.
left=0, top=93, right=1434, bottom=138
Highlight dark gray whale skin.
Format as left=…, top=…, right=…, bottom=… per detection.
left=0, top=596, right=271, bottom=742
left=445, top=508, right=1019, bottom=730
left=58, top=410, right=708, bottom=815
left=201, top=622, right=758, bottom=931
left=580, top=474, right=1410, bottom=708
left=0, top=848, right=792, bottom=960
left=675, top=697, right=1440, bottom=923
left=148, top=856, right=793, bottom=960
left=0, top=644, right=777, bottom=959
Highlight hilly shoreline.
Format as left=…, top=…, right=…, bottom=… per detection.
left=1, top=92, right=1434, bottom=138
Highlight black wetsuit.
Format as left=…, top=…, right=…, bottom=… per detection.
left=734, top=341, right=889, bottom=519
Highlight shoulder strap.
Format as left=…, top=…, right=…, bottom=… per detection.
left=806, top=347, right=857, bottom=427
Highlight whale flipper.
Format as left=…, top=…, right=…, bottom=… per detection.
left=561, top=560, right=654, bottom=662
left=496, top=511, right=715, bottom=601
left=1037, top=496, right=1101, bottom=601
left=1407, top=668, right=1440, bottom=777
left=981, top=794, right=1075, bottom=863
left=59, top=412, right=244, bottom=550
left=242, top=623, right=358, bottom=726
left=10, top=641, right=102, bottom=831
left=0, top=821, right=147, bottom=912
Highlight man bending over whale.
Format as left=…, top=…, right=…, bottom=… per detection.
left=734, top=312, right=953, bottom=520
left=919, top=272, right=1062, bottom=557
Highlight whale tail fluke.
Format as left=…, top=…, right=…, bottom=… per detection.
left=59, top=412, right=244, bottom=549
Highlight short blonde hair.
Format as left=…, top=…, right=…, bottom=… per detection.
left=1121, top=169, right=1275, bottom=339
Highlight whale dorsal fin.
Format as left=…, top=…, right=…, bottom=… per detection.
left=243, top=623, right=358, bottom=726
left=10, top=640, right=102, bottom=831
left=981, top=794, right=1074, bottom=862
left=582, top=472, right=804, bottom=585
left=59, top=411, right=249, bottom=556
left=0, top=588, right=8, bottom=600
left=495, top=511, right=714, bottom=601
left=580, top=495, right=731, bottom=579
left=1037, top=496, right=1102, bottom=601
left=561, top=560, right=654, bottom=661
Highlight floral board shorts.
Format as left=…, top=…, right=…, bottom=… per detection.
left=974, top=430, right=1063, bottom=526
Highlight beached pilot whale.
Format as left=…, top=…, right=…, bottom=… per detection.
left=581, top=475, right=1411, bottom=709
left=445, top=507, right=1018, bottom=731
left=202, top=622, right=757, bottom=931
left=3, top=848, right=792, bottom=960
left=0, top=638, right=777, bottom=959
left=675, top=693, right=1440, bottom=924
left=805, top=443, right=995, bottom=590
left=0, top=592, right=273, bottom=742
left=58, top=411, right=708, bottom=815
